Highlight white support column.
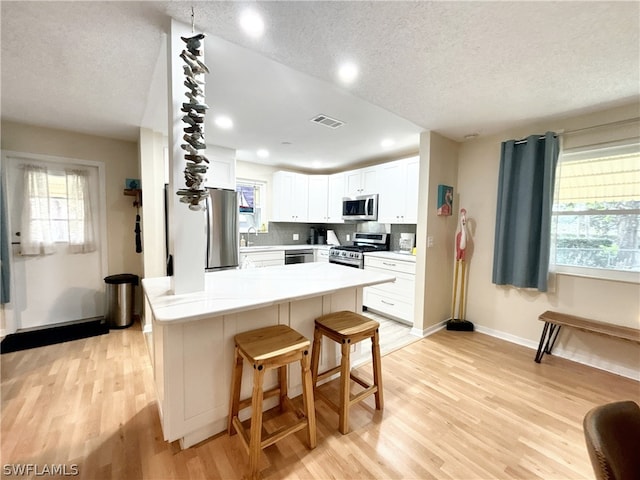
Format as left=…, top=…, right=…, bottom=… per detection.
left=167, top=19, right=205, bottom=294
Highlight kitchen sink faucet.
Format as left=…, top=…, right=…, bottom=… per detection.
left=247, top=226, right=258, bottom=246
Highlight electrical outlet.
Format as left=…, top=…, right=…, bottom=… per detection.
left=346, top=234, right=350, bottom=241
left=427, top=236, right=434, bottom=247
left=293, top=233, right=299, bottom=241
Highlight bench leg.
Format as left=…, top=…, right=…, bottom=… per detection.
left=545, top=324, right=562, bottom=354
left=535, top=322, right=550, bottom=363
left=535, top=322, right=563, bottom=363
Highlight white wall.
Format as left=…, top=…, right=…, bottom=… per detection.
left=139, top=128, right=167, bottom=280
left=413, top=131, right=460, bottom=334
left=457, top=102, right=640, bottom=379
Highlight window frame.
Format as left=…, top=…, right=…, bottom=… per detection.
left=236, top=178, right=268, bottom=234
left=550, top=139, right=640, bottom=284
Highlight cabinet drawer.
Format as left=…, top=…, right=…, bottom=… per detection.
left=365, top=268, right=414, bottom=300
left=241, top=251, right=284, bottom=262
left=364, top=256, right=416, bottom=274
left=241, top=251, right=285, bottom=268
left=363, top=290, right=413, bottom=322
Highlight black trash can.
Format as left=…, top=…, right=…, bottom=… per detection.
left=104, top=274, right=139, bottom=329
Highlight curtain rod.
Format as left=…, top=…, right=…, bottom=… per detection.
left=513, top=116, right=640, bottom=144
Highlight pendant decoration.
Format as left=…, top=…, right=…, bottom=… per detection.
left=176, top=33, right=210, bottom=211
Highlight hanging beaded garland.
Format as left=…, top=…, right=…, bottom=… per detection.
left=176, top=33, right=210, bottom=211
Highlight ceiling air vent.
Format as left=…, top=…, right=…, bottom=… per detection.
left=310, top=114, right=344, bottom=129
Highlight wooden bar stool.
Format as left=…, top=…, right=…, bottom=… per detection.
left=228, top=325, right=317, bottom=480
left=310, top=310, right=383, bottom=434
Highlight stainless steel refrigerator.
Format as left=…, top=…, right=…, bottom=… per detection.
left=205, top=187, right=239, bottom=271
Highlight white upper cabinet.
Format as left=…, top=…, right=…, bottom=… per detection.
left=205, top=146, right=236, bottom=190
left=307, top=175, right=329, bottom=222
left=272, top=157, right=418, bottom=225
left=327, top=173, right=345, bottom=223
left=272, top=171, right=309, bottom=222
left=377, top=156, right=420, bottom=224
left=344, top=165, right=379, bottom=196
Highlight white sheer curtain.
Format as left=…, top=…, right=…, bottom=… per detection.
left=21, top=165, right=55, bottom=255
left=66, top=169, right=96, bottom=253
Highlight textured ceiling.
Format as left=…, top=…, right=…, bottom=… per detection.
left=2, top=1, right=639, bottom=171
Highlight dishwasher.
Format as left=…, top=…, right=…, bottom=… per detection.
left=284, top=249, right=315, bottom=265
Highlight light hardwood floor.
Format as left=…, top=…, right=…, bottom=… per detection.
left=2, top=320, right=638, bottom=479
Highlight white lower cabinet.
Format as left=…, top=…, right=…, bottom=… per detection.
left=314, top=247, right=330, bottom=262
left=363, top=255, right=416, bottom=324
left=240, top=250, right=284, bottom=268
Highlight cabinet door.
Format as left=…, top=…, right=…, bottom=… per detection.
left=377, top=157, right=419, bottom=224
left=272, top=171, right=293, bottom=221
left=344, top=169, right=363, bottom=196
left=327, top=173, right=345, bottom=223
left=207, top=154, right=236, bottom=190
left=344, top=166, right=379, bottom=196
left=292, top=174, right=309, bottom=221
left=360, top=166, right=379, bottom=195
left=403, top=157, right=420, bottom=224
left=377, top=160, right=404, bottom=223
left=307, top=175, right=328, bottom=222
left=272, top=171, right=308, bottom=222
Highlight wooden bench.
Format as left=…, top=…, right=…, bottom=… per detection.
left=535, top=310, right=640, bottom=363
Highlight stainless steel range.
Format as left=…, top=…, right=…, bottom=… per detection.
left=329, top=233, right=390, bottom=269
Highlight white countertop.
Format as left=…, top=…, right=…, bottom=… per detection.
left=365, top=251, right=417, bottom=262
left=142, top=262, right=395, bottom=324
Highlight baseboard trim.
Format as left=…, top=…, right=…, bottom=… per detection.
left=474, top=324, right=640, bottom=381
left=410, top=321, right=446, bottom=338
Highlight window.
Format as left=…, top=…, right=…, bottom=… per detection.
left=21, top=165, right=96, bottom=255
left=551, top=140, right=640, bottom=282
left=237, top=179, right=266, bottom=233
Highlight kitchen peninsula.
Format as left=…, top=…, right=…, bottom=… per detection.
left=142, top=262, right=395, bottom=449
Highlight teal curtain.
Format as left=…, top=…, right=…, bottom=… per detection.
left=0, top=160, right=10, bottom=304
left=492, top=132, right=559, bottom=292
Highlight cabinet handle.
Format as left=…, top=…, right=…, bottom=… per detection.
left=383, top=262, right=396, bottom=267
left=381, top=300, right=395, bottom=306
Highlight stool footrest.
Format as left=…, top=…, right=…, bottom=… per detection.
left=238, top=386, right=281, bottom=412
left=261, top=418, right=308, bottom=449
left=350, top=373, right=370, bottom=389
left=316, top=365, right=341, bottom=382
left=350, top=385, right=378, bottom=406
left=231, top=409, right=309, bottom=453
left=232, top=416, right=251, bottom=454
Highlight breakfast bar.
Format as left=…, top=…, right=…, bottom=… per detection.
left=142, top=262, right=395, bottom=448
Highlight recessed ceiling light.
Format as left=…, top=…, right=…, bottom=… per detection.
left=239, top=9, right=264, bottom=38
left=337, top=62, right=358, bottom=84
left=214, top=115, right=233, bottom=129
left=464, top=133, right=479, bottom=141
left=381, top=138, right=395, bottom=148
left=256, top=149, right=269, bottom=158
left=311, top=160, right=323, bottom=169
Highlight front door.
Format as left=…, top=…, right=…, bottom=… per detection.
left=2, top=151, right=106, bottom=333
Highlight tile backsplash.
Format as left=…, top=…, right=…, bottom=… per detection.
left=244, top=222, right=417, bottom=251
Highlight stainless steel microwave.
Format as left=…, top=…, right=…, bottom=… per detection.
left=342, top=194, right=379, bottom=221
